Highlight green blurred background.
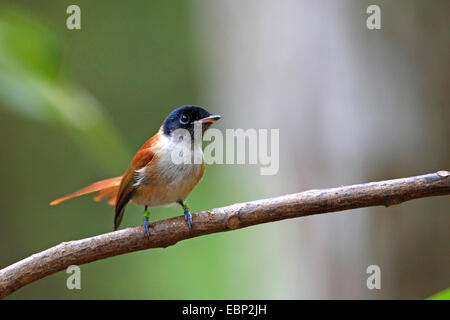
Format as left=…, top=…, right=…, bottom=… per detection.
left=0, top=0, right=448, bottom=299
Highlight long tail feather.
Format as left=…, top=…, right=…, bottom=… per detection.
left=92, top=186, right=120, bottom=205
left=50, top=176, right=123, bottom=206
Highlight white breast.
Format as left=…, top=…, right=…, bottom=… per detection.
left=155, top=134, right=204, bottom=185
left=131, top=134, right=205, bottom=207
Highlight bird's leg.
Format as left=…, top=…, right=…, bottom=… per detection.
left=142, top=205, right=151, bottom=237
left=178, top=201, right=192, bottom=229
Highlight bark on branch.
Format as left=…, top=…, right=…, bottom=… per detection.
left=1, top=171, right=449, bottom=298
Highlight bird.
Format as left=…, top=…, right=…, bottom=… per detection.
left=50, top=105, right=221, bottom=236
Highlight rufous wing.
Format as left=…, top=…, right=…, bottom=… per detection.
left=114, top=135, right=158, bottom=230
left=114, top=167, right=137, bottom=230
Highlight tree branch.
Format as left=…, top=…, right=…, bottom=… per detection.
left=1, top=171, right=449, bottom=298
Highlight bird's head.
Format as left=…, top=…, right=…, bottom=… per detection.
left=162, top=105, right=221, bottom=138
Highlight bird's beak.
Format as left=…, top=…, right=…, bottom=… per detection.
left=199, top=114, right=221, bottom=123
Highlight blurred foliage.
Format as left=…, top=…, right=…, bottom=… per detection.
left=1, top=0, right=448, bottom=300
left=0, top=6, right=129, bottom=174
left=428, top=288, right=450, bottom=300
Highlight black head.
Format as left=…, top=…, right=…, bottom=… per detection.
left=162, top=105, right=220, bottom=136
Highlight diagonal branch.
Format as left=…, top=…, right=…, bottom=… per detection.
left=1, top=171, right=449, bottom=298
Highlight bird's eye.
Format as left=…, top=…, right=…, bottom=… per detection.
left=180, top=114, right=189, bottom=124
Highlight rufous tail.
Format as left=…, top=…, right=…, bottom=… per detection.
left=50, top=176, right=123, bottom=206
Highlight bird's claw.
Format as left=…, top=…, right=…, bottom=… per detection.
left=184, top=208, right=192, bottom=229
left=143, top=216, right=151, bottom=237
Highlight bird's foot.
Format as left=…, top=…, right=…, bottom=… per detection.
left=183, top=207, right=192, bottom=229
left=143, top=211, right=151, bottom=237
left=178, top=201, right=193, bottom=230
